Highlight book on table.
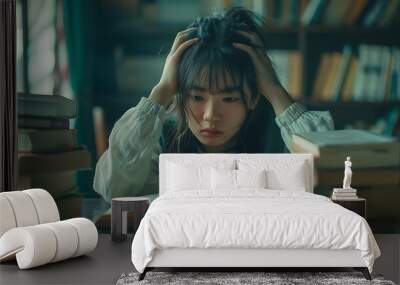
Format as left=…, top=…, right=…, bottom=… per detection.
left=332, top=187, right=358, bottom=200
left=333, top=188, right=357, bottom=193
left=17, top=171, right=77, bottom=198
left=18, top=147, right=92, bottom=175
left=18, top=117, right=70, bottom=129
left=17, top=93, right=77, bottom=119
left=331, top=195, right=359, bottom=200
left=332, top=193, right=358, bottom=197
left=292, top=129, right=400, bottom=169
left=18, top=128, right=76, bottom=153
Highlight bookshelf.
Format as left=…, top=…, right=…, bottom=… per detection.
left=91, top=3, right=400, bottom=137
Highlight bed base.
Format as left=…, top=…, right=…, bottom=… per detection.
left=138, top=267, right=371, bottom=281
left=138, top=248, right=372, bottom=281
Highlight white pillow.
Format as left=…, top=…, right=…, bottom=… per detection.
left=166, top=160, right=235, bottom=191
left=238, top=159, right=308, bottom=192
left=266, top=162, right=307, bottom=192
left=211, top=168, right=267, bottom=190
left=237, top=169, right=267, bottom=188
left=211, top=168, right=236, bottom=190
left=167, top=162, right=210, bottom=191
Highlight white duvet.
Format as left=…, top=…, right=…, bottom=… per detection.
left=131, top=189, right=380, bottom=273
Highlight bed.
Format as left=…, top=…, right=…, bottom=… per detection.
left=131, top=154, right=381, bottom=281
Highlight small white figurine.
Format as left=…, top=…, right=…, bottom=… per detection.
left=342, top=156, right=353, bottom=189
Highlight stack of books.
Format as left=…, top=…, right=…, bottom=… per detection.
left=292, top=129, right=400, bottom=187
left=292, top=129, right=400, bottom=169
left=293, top=129, right=400, bottom=219
left=16, top=93, right=92, bottom=219
left=331, top=188, right=358, bottom=200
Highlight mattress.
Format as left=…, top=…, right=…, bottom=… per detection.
left=131, top=189, right=380, bottom=273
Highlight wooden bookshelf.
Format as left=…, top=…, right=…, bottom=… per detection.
left=91, top=1, right=400, bottom=138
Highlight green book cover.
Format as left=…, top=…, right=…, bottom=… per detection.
left=293, top=130, right=399, bottom=168
left=294, top=129, right=396, bottom=148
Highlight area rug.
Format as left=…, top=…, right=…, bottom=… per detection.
left=116, top=271, right=396, bottom=285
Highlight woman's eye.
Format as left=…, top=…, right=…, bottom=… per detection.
left=223, top=97, right=240, bottom=103
left=190, top=95, right=204, bottom=102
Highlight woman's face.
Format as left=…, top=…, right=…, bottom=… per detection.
left=186, top=75, right=256, bottom=153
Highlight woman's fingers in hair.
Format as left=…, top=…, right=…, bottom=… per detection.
left=232, top=42, right=259, bottom=63
left=170, top=27, right=198, bottom=54
left=172, top=38, right=199, bottom=61
left=235, top=30, right=265, bottom=54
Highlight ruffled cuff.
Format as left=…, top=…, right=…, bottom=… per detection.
left=275, top=102, right=307, bottom=128
left=137, top=97, right=167, bottom=119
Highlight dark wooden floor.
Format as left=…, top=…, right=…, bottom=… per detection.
left=0, top=234, right=134, bottom=285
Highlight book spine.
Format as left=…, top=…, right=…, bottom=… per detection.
left=332, top=196, right=359, bottom=200
left=331, top=45, right=352, bottom=102
left=352, top=45, right=367, bottom=101
left=18, top=117, right=70, bottom=129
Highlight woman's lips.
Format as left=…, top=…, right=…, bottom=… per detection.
left=201, top=129, right=223, bottom=138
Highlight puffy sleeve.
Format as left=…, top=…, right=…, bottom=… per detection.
left=275, top=102, right=335, bottom=152
left=93, top=97, right=168, bottom=203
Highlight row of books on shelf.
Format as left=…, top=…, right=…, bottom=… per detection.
left=312, top=45, right=400, bottom=103
left=114, top=48, right=303, bottom=98
left=16, top=93, right=92, bottom=220
left=234, top=0, right=400, bottom=27
left=300, top=0, right=400, bottom=27
left=112, top=0, right=400, bottom=28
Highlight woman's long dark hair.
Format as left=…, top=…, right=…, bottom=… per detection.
left=167, top=7, right=279, bottom=153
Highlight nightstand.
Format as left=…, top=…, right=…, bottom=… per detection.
left=111, top=197, right=150, bottom=242
left=332, top=197, right=366, bottom=218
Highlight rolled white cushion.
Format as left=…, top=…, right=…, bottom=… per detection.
left=65, top=218, right=98, bottom=257
left=0, top=218, right=98, bottom=269
left=0, top=191, right=39, bottom=227
left=0, top=226, right=57, bottom=269
left=23, top=188, right=60, bottom=224
left=42, top=221, right=79, bottom=262
left=0, top=196, right=17, bottom=237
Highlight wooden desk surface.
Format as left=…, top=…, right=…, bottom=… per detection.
left=0, top=234, right=134, bottom=285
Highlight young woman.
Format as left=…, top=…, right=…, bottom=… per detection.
left=94, top=7, right=334, bottom=203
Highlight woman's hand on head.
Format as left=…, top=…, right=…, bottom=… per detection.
left=150, top=28, right=199, bottom=107
left=233, top=30, right=294, bottom=114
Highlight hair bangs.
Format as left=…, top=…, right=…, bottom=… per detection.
left=181, top=47, right=247, bottom=96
